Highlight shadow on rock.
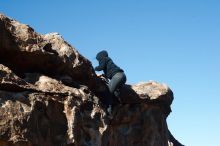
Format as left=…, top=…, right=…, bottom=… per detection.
left=119, top=84, right=143, bottom=104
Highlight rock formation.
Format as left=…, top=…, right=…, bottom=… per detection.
left=0, top=13, right=184, bottom=146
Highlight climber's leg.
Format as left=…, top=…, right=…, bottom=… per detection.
left=108, top=72, right=126, bottom=96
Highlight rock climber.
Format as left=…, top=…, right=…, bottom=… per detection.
left=94, top=50, right=127, bottom=114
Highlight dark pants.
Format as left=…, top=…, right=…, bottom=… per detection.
left=103, top=72, right=127, bottom=107
left=108, top=72, right=126, bottom=97
left=102, top=72, right=126, bottom=107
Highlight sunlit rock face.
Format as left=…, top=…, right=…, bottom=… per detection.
left=0, top=13, right=184, bottom=146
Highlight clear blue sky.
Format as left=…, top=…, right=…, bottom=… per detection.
left=1, top=1, right=220, bottom=146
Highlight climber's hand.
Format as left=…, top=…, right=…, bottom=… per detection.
left=97, top=74, right=103, bottom=77
left=97, top=74, right=105, bottom=78
left=97, top=74, right=108, bottom=83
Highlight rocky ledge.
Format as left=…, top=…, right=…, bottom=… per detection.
left=0, top=14, right=184, bottom=146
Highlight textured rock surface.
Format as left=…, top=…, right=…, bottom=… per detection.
left=0, top=13, right=105, bottom=94
left=0, top=13, right=184, bottom=146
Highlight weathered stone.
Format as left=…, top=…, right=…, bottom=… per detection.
left=0, top=13, right=105, bottom=94
left=0, top=13, right=184, bottom=146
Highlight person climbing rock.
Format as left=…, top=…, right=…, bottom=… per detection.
left=94, top=50, right=127, bottom=115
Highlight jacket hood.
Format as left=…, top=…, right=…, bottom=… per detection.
left=96, top=50, right=108, bottom=61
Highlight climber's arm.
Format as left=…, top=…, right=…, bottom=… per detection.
left=95, top=59, right=106, bottom=71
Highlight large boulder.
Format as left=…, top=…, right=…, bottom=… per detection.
left=0, top=13, right=105, bottom=94
left=0, top=13, right=184, bottom=146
